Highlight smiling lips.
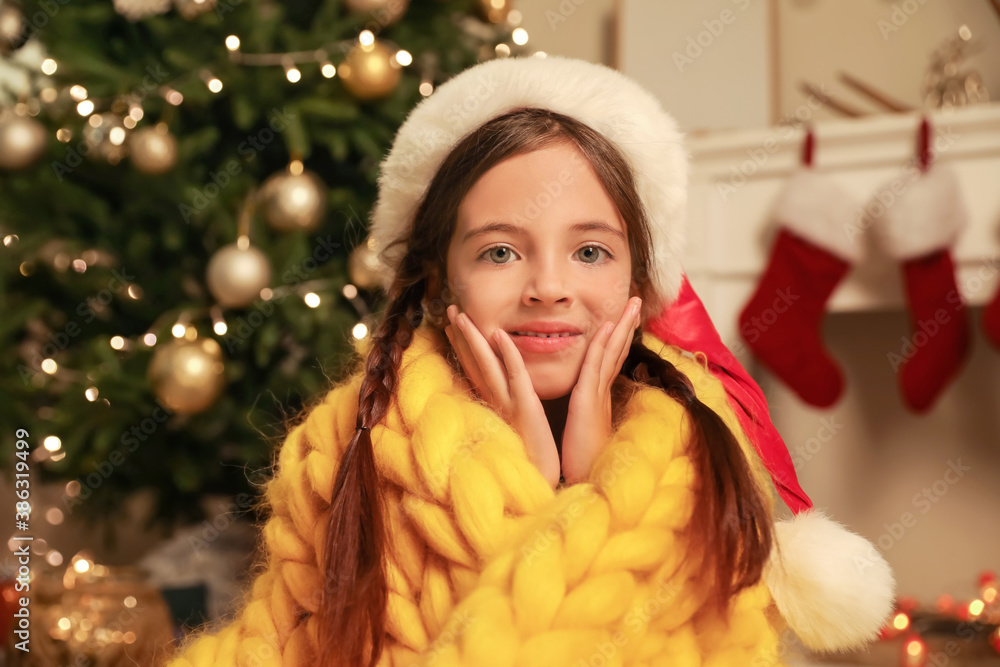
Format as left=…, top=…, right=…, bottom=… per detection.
left=507, top=321, right=582, bottom=353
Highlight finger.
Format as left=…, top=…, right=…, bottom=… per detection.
left=455, top=312, right=512, bottom=405
left=602, top=298, right=641, bottom=388
left=613, top=305, right=640, bottom=375
left=446, top=306, right=490, bottom=394
left=494, top=329, right=536, bottom=406
left=445, top=322, right=487, bottom=393
left=577, top=320, right=613, bottom=394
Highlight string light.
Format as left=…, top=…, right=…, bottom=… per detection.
left=225, top=35, right=240, bottom=51
left=395, top=50, right=412, bottom=66
left=283, top=59, right=301, bottom=83
left=304, top=292, right=321, bottom=308
left=171, top=323, right=187, bottom=338
left=511, top=28, right=528, bottom=45
left=163, top=87, right=184, bottom=105
left=43, top=436, right=62, bottom=452
left=84, top=387, right=99, bottom=402
left=41, top=58, right=57, bottom=75
left=69, top=85, right=88, bottom=101
left=143, top=333, right=157, bottom=346
left=41, top=359, right=57, bottom=374
left=76, top=100, right=95, bottom=116
left=200, top=70, right=223, bottom=93
left=110, top=336, right=125, bottom=350
left=359, top=30, right=375, bottom=47
left=211, top=306, right=227, bottom=335
left=352, top=322, right=369, bottom=340
left=321, top=61, right=336, bottom=78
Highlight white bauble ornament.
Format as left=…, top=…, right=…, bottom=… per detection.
left=113, top=0, right=171, bottom=20
left=0, top=4, right=27, bottom=54
left=206, top=243, right=272, bottom=308
left=348, top=241, right=384, bottom=290
left=260, top=168, right=328, bottom=232
left=0, top=113, right=46, bottom=170
left=174, top=0, right=216, bottom=20
left=148, top=337, right=226, bottom=414
left=339, top=40, right=402, bottom=101
left=130, top=124, right=178, bottom=174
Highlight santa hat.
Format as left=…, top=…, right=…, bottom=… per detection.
left=369, top=54, right=895, bottom=653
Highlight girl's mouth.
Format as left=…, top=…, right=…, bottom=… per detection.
left=508, top=332, right=581, bottom=353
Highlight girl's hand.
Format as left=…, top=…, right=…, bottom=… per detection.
left=443, top=305, right=561, bottom=488
left=561, top=296, right=641, bottom=484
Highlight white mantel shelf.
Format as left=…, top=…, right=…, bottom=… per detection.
left=683, top=103, right=1000, bottom=349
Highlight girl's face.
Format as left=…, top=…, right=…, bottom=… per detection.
left=444, top=141, right=637, bottom=400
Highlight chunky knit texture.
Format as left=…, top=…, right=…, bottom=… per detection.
left=164, top=322, right=791, bottom=667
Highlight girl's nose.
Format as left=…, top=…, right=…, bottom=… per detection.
left=522, top=256, right=572, bottom=306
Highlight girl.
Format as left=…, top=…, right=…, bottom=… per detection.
left=166, top=55, right=894, bottom=667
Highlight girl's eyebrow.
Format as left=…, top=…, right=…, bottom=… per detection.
left=462, top=220, right=626, bottom=244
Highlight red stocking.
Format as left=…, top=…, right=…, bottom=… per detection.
left=892, top=250, right=970, bottom=412
left=873, top=119, right=970, bottom=412
left=739, top=169, right=862, bottom=408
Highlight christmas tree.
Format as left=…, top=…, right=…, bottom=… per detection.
left=0, top=0, right=528, bottom=528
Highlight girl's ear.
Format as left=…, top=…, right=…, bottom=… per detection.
left=426, top=266, right=441, bottom=299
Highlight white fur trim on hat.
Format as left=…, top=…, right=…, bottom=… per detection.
left=368, top=54, right=689, bottom=314
left=776, top=169, right=864, bottom=264
left=873, top=165, right=968, bottom=260
left=765, top=509, right=896, bottom=653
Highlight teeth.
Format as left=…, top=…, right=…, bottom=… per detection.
left=513, top=332, right=573, bottom=338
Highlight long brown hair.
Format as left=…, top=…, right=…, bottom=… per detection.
left=318, top=107, right=773, bottom=666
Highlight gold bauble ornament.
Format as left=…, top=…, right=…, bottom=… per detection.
left=82, top=113, right=129, bottom=164
left=148, top=337, right=226, bottom=414
left=0, top=113, right=47, bottom=170
left=260, top=166, right=328, bottom=232
left=344, top=0, right=408, bottom=25
left=206, top=243, right=272, bottom=308
left=339, top=40, right=402, bottom=101
left=348, top=240, right=385, bottom=290
left=129, top=123, right=178, bottom=174
left=174, top=0, right=216, bottom=19
left=0, top=4, right=27, bottom=55
left=476, top=0, right=512, bottom=24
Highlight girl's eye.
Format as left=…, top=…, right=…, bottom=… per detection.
left=577, top=246, right=611, bottom=264
left=478, top=245, right=612, bottom=265
left=480, top=245, right=519, bottom=265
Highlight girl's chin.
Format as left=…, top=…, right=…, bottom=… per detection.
left=529, top=376, right=578, bottom=401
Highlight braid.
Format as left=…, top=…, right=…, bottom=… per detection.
left=621, top=338, right=773, bottom=618
left=318, top=279, right=426, bottom=667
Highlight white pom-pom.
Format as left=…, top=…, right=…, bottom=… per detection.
left=764, top=509, right=896, bottom=653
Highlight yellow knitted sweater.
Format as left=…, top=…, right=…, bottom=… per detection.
left=164, top=322, right=790, bottom=667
